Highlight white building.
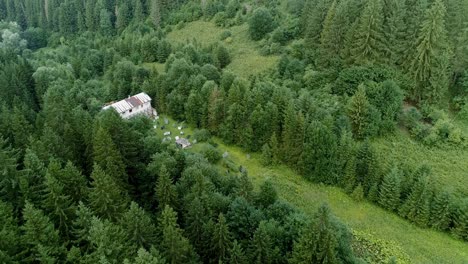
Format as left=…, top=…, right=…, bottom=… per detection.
left=102, top=92, right=157, bottom=119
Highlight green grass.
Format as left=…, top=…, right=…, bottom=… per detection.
left=373, top=130, right=468, bottom=196
left=151, top=116, right=468, bottom=263
left=142, top=62, right=165, bottom=73
left=210, top=140, right=468, bottom=264
left=166, top=21, right=279, bottom=77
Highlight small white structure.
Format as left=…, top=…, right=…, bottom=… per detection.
left=164, top=131, right=171, bottom=136
left=103, top=92, right=157, bottom=119
left=176, top=138, right=192, bottom=149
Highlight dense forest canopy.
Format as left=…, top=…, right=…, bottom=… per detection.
left=0, top=0, right=467, bottom=263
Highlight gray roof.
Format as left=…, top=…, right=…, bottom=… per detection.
left=103, top=92, right=151, bottom=113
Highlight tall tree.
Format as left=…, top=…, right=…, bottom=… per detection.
left=399, top=169, right=433, bottom=227
left=21, top=202, right=64, bottom=263
left=158, top=205, right=198, bottom=264
left=155, top=165, right=177, bottom=210
left=347, top=85, right=372, bottom=139
left=379, top=166, right=402, bottom=211
left=212, top=213, right=232, bottom=263
left=290, top=204, right=338, bottom=264
left=406, top=0, right=451, bottom=103
left=89, top=165, right=128, bottom=221
left=120, top=202, right=158, bottom=249
left=93, top=127, right=127, bottom=187
left=349, top=0, right=387, bottom=65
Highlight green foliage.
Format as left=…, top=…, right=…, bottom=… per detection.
left=155, top=165, right=177, bottom=210
left=158, top=205, right=198, bottom=263
left=249, top=8, right=276, bottom=41
left=89, top=165, right=128, bottom=221
left=351, top=184, right=364, bottom=202
left=379, top=166, right=402, bottom=211
left=200, top=144, right=222, bottom=164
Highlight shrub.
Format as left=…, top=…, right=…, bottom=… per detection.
left=193, top=129, right=211, bottom=142
left=248, top=8, right=277, bottom=41
left=200, top=144, right=222, bottom=164
left=220, top=30, right=232, bottom=41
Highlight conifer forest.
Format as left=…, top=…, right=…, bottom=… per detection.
left=0, top=0, right=468, bottom=263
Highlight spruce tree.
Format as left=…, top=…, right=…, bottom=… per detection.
left=43, top=167, right=76, bottom=239
left=290, top=204, right=338, bottom=264
left=301, top=120, right=338, bottom=184
left=430, top=189, right=453, bottom=231
left=158, top=205, right=198, bottom=263
left=452, top=198, right=468, bottom=240
left=124, top=247, right=166, bottom=264
left=120, top=202, right=157, bottom=249
left=260, top=143, right=272, bottom=166
left=116, top=2, right=131, bottom=34
left=399, top=172, right=433, bottom=227
left=351, top=184, right=364, bottom=202
left=93, top=127, right=127, bottom=188
left=350, top=0, right=388, bottom=65
left=347, top=85, right=371, bottom=139
left=89, top=165, right=128, bottom=221
left=250, top=221, right=276, bottom=264
left=383, top=0, right=406, bottom=64
left=21, top=202, right=64, bottom=263
left=155, top=165, right=177, bottom=210
left=150, top=0, right=161, bottom=27
left=212, top=213, right=232, bottom=263
left=406, top=0, right=451, bottom=103
left=185, top=197, right=210, bottom=252
left=0, top=201, right=20, bottom=263
left=71, top=202, right=94, bottom=251
left=379, top=166, right=402, bottom=211
left=229, top=240, right=247, bottom=264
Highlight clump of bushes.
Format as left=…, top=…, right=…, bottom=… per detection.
left=193, top=129, right=211, bottom=142
left=200, top=144, right=222, bottom=164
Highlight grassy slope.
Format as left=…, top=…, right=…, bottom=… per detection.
left=159, top=20, right=468, bottom=264
left=212, top=140, right=468, bottom=264
left=153, top=116, right=468, bottom=263
left=166, top=21, right=279, bottom=77
left=373, top=130, right=468, bottom=196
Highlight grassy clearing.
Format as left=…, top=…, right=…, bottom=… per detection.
left=142, top=62, right=165, bottom=73
left=151, top=116, right=468, bottom=263
left=166, top=21, right=279, bottom=77
left=211, top=140, right=468, bottom=264
left=373, top=130, right=468, bottom=196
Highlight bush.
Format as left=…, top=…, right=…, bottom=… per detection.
left=193, top=129, right=211, bottom=142
left=248, top=8, right=277, bottom=41
left=220, top=30, right=232, bottom=41
left=200, top=144, right=222, bottom=164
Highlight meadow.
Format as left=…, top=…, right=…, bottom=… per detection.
left=151, top=115, right=468, bottom=263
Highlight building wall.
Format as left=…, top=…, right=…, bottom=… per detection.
left=120, top=102, right=152, bottom=119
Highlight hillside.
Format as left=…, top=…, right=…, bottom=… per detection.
left=0, top=0, right=467, bottom=263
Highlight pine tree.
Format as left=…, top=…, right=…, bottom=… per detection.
left=255, top=180, right=278, bottom=209
left=85, top=0, right=95, bottom=31
left=406, top=0, right=451, bottom=103
left=399, top=172, right=433, bottom=227
left=229, top=240, right=247, bottom=264
left=150, top=0, right=161, bottom=27
left=71, top=202, right=94, bottom=251
left=303, top=0, right=334, bottom=49
left=343, top=156, right=357, bottom=194
left=89, top=165, right=128, bottom=221
left=124, top=247, right=166, bottom=264
left=21, top=202, right=64, bottom=263
left=155, top=165, right=177, bottom=210
left=116, top=2, right=131, bottom=34
left=99, top=9, right=113, bottom=36
left=379, top=166, right=402, bottom=211
left=355, top=140, right=379, bottom=195
left=281, top=102, right=304, bottom=167
left=452, top=198, right=468, bottom=240
left=430, top=189, right=453, bottom=231
left=290, top=204, right=338, bottom=264
left=383, top=0, right=406, bottom=64
left=158, top=205, right=198, bottom=263
left=59, top=161, right=88, bottom=204
left=0, top=137, right=20, bottom=209
left=350, top=0, right=387, bottom=65
left=260, top=143, right=272, bottom=166
left=93, top=127, right=127, bottom=188
left=301, top=120, right=338, bottom=184
left=347, top=85, right=371, bottom=139
left=236, top=169, right=254, bottom=202
left=351, top=184, right=364, bottom=202
left=185, top=196, right=210, bottom=252
left=43, top=168, right=76, bottom=239
left=250, top=221, right=276, bottom=264
left=212, top=213, right=232, bottom=263
left=88, top=217, right=133, bottom=262
left=120, top=202, right=158, bottom=249
left=0, top=201, right=20, bottom=263
left=133, top=0, right=144, bottom=23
